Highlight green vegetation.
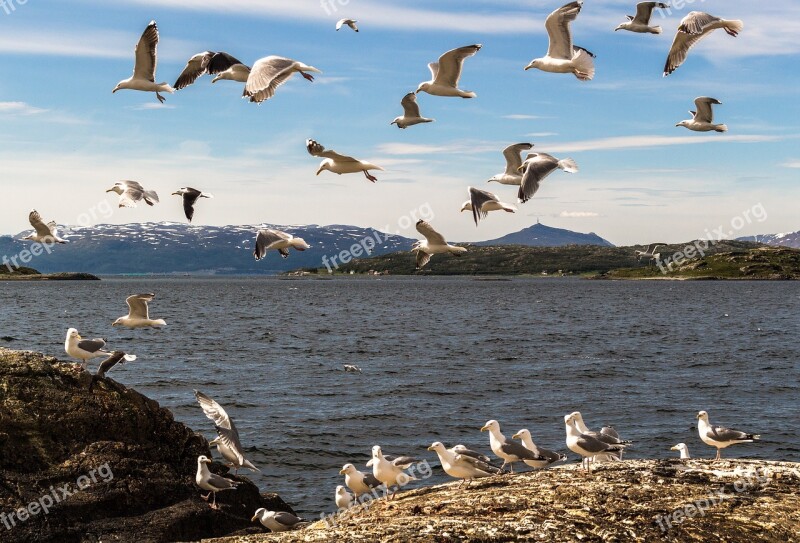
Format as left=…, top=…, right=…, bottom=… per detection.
left=296, top=240, right=773, bottom=277
left=0, top=265, right=40, bottom=276
left=0, top=266, right=99, bottom=281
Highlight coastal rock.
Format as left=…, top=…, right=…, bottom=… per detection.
left=0, top=348, right=292, bottom=543
left=203, top=460, right=800, bottom=543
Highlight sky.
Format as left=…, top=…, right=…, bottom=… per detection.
left=0, top=0, right=798, bottom=246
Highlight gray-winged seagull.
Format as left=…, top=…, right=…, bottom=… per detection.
left=64, top=328, right=136, bottom=370
left=412, top=220, right=467, bottom=270
left=697, top=410, right=760, bottom=461
left=664, top=12, right=743, bottom=76
left=615, top=2, right=670, bottom=34
left=195, top=455, right=238, bottom=509
left=253, top=229, right=310, bottom=260
left=243, top=56, right=321, bottom=103
left=195, top=390, right=260, bottom=473
left=307, top=139, right=384, bottom=182
left=517, top=152, right=578, bottom=203
left=112, top=21, right=175, bottom=103
left=172, top=187, right=214, bottom=222
left=488, top=143, right=534, bottom=186
left=366, top=445, right=418, bottom=499
left=391, top=92, right=434, bottom=129
left=339, top=463, right=383, bottom=498
left=676, top=97, right=727, bottom=132
left=428, top=442, right=501, bottom=486
left=252, top=509, right=306, bottom=532
left=336, top=19, right=359, bottom=32
left=416, top=44, right=482, bottom=98
left=461, top=187, right=516, bottom=226
left=174, top=52, right=251, bottom=89
left=112, top=293, right=167, bottom=328
left=480, top=419, right=543, bottom=473
left=511, top=429, right=568, bottom=469
left=525, top=2, right=595, bottom=81
left=106, top=181, right=159, bottom=208
left=23, top=210, right=67, bottom=244
left=564, top=413, right=625, bottom=473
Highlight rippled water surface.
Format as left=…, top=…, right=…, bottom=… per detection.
left=1, top=276, right=798, bottom=516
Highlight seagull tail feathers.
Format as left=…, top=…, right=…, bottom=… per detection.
left=650, top=26, right=663, bottom=34
left=244, top=460, right=260, bottom=472
left=558, top=158, right=579, bottom=173
left=715, top=124, right=728, bottom=133
left=123, top=354, right=137, bottom=362
left=723, top=19, right=744, bottom=35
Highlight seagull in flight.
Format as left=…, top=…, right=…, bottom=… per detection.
left=615, top=2, right=670, bottom=34
left=112, top=293, right=167, bottom=328
left=306, top=139, right=384, bottom=182
left=106, top=181, right=159, bottom=208
left=461, top=187, right=517, bottom=226
left=172, top=187, right=214, bottom=222
left=174, top=51, right=251, bottom=89
left=23, top=210, right=67, bottom=244
left=525, top=2, right=595, bottom=81
left=664, top=12, right=743, bottom=76
left=253, top=229, right=310, bottom=260
left=488, top=143, right=534, bottom=186
left=416, top=44, right=482, bottom=98
left=412, top=220, right=467, bottom=270
left=195, top=390, right=260, bottom=474
left=112, top=21, right=175, bottom=103
left=391, top=92, right=434, bottom=129
left=517, top=153, right=579, bottom=203
left=676, top=97, right=728, bottom=133
left=336, top=19, right=359, bottom=32
left=243, top=56, right=321, bottom=103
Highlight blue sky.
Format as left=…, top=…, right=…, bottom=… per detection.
left=0, top=0, right=798, bottom=245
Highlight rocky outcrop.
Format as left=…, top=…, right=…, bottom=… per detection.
left=0, top=348, right=292, bottom=543
left=204, top=459, right=800, bottom=543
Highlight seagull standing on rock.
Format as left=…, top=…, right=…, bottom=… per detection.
left=340, top=463, right=383, bottom=499
left=480, top=420, right=543, bottom=473
left=564, top=413, right=625, bottom=473
left=366, top=445, right=418, bottom=499
left=428, top=442, right=501, bottom=486
left=195, top=455, right=238, bottom=509
left=697, top=410, right=760, bottom=461
left=511, top=429, right=568, bottom=469
left=335, top=485, right=354, bottom=510
left=112, top=21, right=175, bottom=103
left=252, top=509, right=306, bottom=532
left=671, top=443, right=691, bottom=459
left=65, top=328, right=136, bottom=370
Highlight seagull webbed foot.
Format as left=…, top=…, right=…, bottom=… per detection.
left=156, top=92, right=166, bottom=104
left=301, top=72, right=315, bottom=82
left=364, top=171, right=378, bottom=183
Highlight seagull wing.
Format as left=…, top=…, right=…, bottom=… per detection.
left=500, top=440, right=543, bottom=461
left=502, top=143, right=533, bottom=175
left=96, top=351, right=127, bottom=377
left=400, top=92, right=422, bottom=118
left=194, top=389, right=234, bottom=431
left=125, top=293, right=154, bottom=319
left=663, top=12, right=721, bottom=75
left=77, top=338, right=107, bottom=353
left=215, top=425, right=245, bottom=465
left=633, top=2, right=666, bottom=25
left=174, top=51, right=214, bottom=90
left=415, top=220, right=447, bottom=246
left=244, top=56, right=297, bottom=102
left=545, top=1, right=582, bottom=60
left=28, top=210, right=53, bottom=238
left=518, top=154, right=559, bottom=203
left=181, top=188, right=202, bottom=222
left=274, top=512, right=304, bottom=527
left=207, top=52, right=249, bottom=74
left=433, top=44, right=481, bottom=88
left=469, top=187, right=499, bottom=226
left=415, top=250, right=432, bottom=270
left=305, top=139, right=358, bottom=162
left=693, top=96, right=720, bottom=123
left=133, top=21, right=159, bottom=82
left=206, top=472, right=237, bottom=490
left=451, top=445, right=492, bottom=464
left=707, top=425, right=757, bottom=442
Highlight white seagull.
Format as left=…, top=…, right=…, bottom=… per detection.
left=23, top=210, right=67, bottom=244
left=412, top=220, right=467, bottom=271
left=306, top=139, right=384, bottom=182
left=664, top=12, right=743, bottom=76
left=195, top=390, right=260, bottom=473
left=195, top=456, right=238, bottom=509
left=461, top=187, right=516, bottom=227
left=112, top=293, right=167, bottom=329
left=428, top=442, right=501, bottom=486
left=677, top=97, right=727, bottom=133
left=488, top=143, right=534, bottom=186
left=253, top=229, right=310, bottom=260
left=106, top=181, right=159, bottom=208
left=366, top=445, right=418, bottom=499
left=571, top=411, right=630, bottom=461
left=517, top=153, right=578, bottom=203
left=511, top=429, right=568, bottom=469
left=635, top=243, right=666, bottom=263
left=480, top=420, right=543, bottom=473
left=336, top=19, right=359, bottom=32
left=697, top=410, right=760, bottom=461
left=615, top=2, right=670, bottom=34
left=564, top=413, right=625, bottom=473
left=671, top=443, right=691, bottom=460
left=339, top=463, right=383, bottom=499
left=252, top=509, right=306, bottom=532
left=243, top=56, right=321, bottom=103
left=172, top=187, right=214, bottom=222
left=65, top=328, right=135, bottom=370
left=525, top=1, right=595, bottom=81
left=174, top=51, right=251, bottom=89
left=335, top=485, right=354, bottom=510
left=391, top=92, right=434, bottom=129
left=416, top=44, right=482, bottom=98
left=112, top=21, right=175, bottom=103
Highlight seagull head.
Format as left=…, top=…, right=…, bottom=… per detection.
left=511, top=429, right=530, bottom=440
left=670, top=443, right=686, bottom=451
left=696, top=410, right=709, bottom=421
left=415, top=82, right=431, bottom=95
left=197, top=455, right=212, bottom=466
left=371, top=445, right=382, bottom=458
left=251, top=508, right=266, bottom=523
left=335, top=485, right=347, bottom=495
left=676, top=120, right=690, bottom=128
left=106, top=183, right=124, bottom=195
left=524, top=59, right=543, bottom=71
left=316, top=160, right=333, bottom=176
left=172, top=188, right=187, bottom=196
left=427, top=442, right=445, bottom=452
left=480, top=420, right=499, bottom=433
left=339, top=463, right=354, bottom=475
left=564, top=413, right=575, bottom=425
left=614, top=23, right=627, bottom=32
left=460, top=201, right=472, bottom=213
left=66, top=328, right=81, bottom=341
left=111, top=317, right=123, bottom=327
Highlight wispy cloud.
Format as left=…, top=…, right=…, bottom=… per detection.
left=559, top=211, right=600, bottom=218
left=130, top=103, right=177, bottom=111
left=503, top=114, right=545, bottom=120
left=781, top=159, right=800, bottom=169
left=0, top=102, right=46, bottom=115
left=545, top=134, right=782, bottom=153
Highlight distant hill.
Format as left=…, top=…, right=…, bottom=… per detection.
left=737, top=231, right=800, bottom=249
left=476, top=223, right=614, bottom=247
left=0, top=223, right=415, bottom=275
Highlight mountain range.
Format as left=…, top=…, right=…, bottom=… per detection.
left=736, top=232, right=800, bottom=248
left=0, top=221, right=616, bottom=275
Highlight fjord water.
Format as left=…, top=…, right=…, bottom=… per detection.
left=1, top=277, right=798, bottom=516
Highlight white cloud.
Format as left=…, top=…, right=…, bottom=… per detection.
left=559, top=211, right=600, bottom=218
left=544, top=134, right=782, bottom=154
left=0, top=102, right=46, bottom=115
left=781, top=160, right=800, bottom=169
left=503, top=114, right=544, bottom=120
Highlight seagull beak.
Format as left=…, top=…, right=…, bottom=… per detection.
left=517, top=165, right=524, bottom=172
left=480, top=425, right=489, bottom=432
left=105, top=188, right=114, bottom=193
left=172, top=192, right=180, bottom=196
left=76, top=334, right=82, bottom=340
left=315, top=167, right=323, bottom=176
left=675, top=123, right=681, bottom=127
left=670, top=445, right=679, bottom=450
left=426, top=445, right=435, bottom=451
left=511, top=433, right=520, bottom=439
left=251, top=515, right=258, bottom=522
left=338, top=469, right=346, bottom=475
left=111, top=322, right=119, bottom=327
